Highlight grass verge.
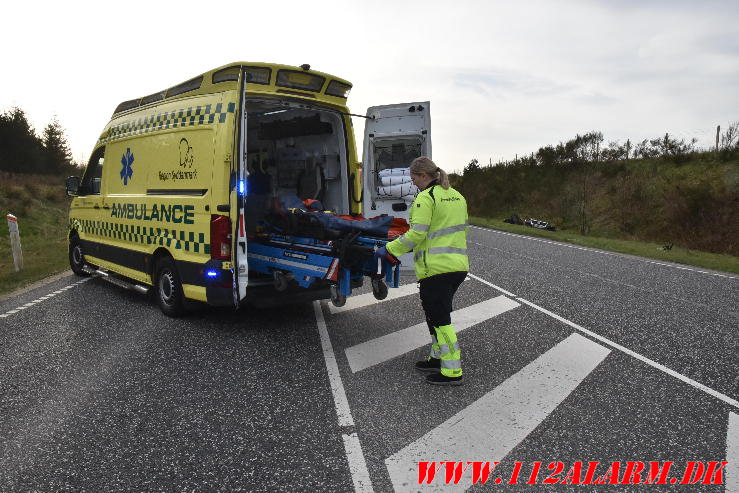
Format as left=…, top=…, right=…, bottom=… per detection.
left=0, top=174, right=71, bottom=296
left=470, top=216, right=739, bottom=275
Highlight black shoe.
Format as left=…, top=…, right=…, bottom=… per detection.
left=414, top=358, right=441, bottom=373
left=425, top=373, right=463, bottom=386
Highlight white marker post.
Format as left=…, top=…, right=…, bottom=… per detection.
left=6, top=214, right=23, bottom=272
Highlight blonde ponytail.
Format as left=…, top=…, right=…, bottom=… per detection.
left=410, top=156, right=450, bottom=190
left=437, top=168, right=450, bottom=189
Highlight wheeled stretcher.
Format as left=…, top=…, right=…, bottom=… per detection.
left=247, top=231, right=401, bottom=307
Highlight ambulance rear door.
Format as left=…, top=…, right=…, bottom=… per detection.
left=233, top=75, right=249, bottom=304
left=362, top=102, right=431, bottom=218
left=362, top=102, right=431, bottom=267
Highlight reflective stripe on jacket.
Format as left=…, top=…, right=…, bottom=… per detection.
left=386, top=184, right=469, bottom=280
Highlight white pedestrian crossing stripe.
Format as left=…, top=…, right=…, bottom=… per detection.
left=320, top=270, right=736, bottom=492
left=329, top=282, right=420, bottom=315
left=329, top=277, right=470, bottom=315
left=344, top=296, right=520, bottom=373
left=385, top=333, right=611, bottom=492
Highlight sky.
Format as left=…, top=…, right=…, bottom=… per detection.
left=2, top=0, right=737, bottom=173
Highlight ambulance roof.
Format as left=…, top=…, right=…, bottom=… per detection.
left=112, top=62, right=353, bottom=117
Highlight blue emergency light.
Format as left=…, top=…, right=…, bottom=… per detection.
left=238, top=180, right=246, bottom=195
left=206, top=270, right=218, bottom=277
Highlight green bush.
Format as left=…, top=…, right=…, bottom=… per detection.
left=458, top=151, right=739, bottom=256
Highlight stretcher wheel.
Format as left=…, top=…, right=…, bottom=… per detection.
left=330, top=284, right=346, bottom=307
left=371, top=278, right=388, bottom=300
left=273, top=271, right=289, bottom=292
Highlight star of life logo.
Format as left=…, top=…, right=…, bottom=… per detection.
left=120, top=148, right=134, bottom=185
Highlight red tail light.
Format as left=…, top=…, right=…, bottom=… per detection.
left=210, top=215, right=232, bottom=260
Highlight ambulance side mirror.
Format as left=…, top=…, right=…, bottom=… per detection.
left=65, top=176, right=80, bottom=196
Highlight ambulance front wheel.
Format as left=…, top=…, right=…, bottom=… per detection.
left=69, top=236, right=90, bottom=277
left=371, top=278, right=388, bottom=300
left=155, top=257, right=185, bottom=317
left=330, top=284, right=346, bottom=307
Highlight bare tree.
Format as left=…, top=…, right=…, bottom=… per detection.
left=720, top=121, right=739, bottom=150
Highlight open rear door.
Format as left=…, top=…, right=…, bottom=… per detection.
left=362, top=102, right=431, bottom=268
left=233, top=74, right=249, bottom=305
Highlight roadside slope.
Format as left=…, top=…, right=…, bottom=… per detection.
left=0, top=173, right=71, bottom=295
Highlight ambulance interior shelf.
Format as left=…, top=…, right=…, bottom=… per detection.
left=244, top=99, right=348, bottom=236
left=370, top=137, right=422, bottom=206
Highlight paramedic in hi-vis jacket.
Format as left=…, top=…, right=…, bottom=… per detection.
left=375, top=157, right=470, bottom=386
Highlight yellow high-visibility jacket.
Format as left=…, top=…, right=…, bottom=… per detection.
left=386, top=184, right=469, bottom=280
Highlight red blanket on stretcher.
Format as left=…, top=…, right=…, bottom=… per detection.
left=335, top=214, right=409, bottom=239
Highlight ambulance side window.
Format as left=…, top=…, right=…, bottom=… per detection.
left=81, top=147, right=106, bottom=195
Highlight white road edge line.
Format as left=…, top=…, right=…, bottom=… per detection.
left=0, top=279, right=91, bottom=319
left=314, top=301, right=354, bottom=426
left=469, top=225, right=738, bottom=280
left=514, top=296, right=739, bottom=410
left=342, top=433, right=373, bottom=493
left=467, top=272, right=516, bottom=297
left=313, top=301, right=374, bottom=493
left=727, top=412, right=739, bottom=493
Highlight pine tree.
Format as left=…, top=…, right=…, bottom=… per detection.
left=0, top=107, right=46, bottom=174
left=42, top=116, right=73, bottom=175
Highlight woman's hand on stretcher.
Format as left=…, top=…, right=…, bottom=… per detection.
left=374, top=246, right=399, bottom=265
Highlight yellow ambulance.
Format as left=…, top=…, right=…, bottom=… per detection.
left=66, top=62, right=431, bottom=315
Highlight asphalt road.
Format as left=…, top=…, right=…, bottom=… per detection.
left=1, top=225, right=737, bottom=492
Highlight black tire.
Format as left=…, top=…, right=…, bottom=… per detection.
left=330, top=284, right=346, bottom=308
left=69, top=236, right=90, bottom=276
left=371, top=278, right=388, bottom=300
left=155, top=257, right=185, bottom=317
left=273, top=271, right=289, bottom=292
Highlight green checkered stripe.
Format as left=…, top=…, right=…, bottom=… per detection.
left=76, top=219, right=210, bottom=254
left=99, top=102, right=236, bottom=144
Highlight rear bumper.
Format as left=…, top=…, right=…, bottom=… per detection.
left=206, top=286, right=233, bottom=307
left=243, top=285, right=332, bottom=308
left=240, top=277, right=363, bottom=309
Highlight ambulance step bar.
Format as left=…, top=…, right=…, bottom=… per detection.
left=84, top=266, right=150, bottom=295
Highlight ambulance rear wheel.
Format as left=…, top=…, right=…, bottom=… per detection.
left=330, top=284, right=346, bottom=307
left=69, top=236, right=90, bottom=277
left=371, top=278, right=388, bottom=300
left=155, top=257, right=185, bottom=317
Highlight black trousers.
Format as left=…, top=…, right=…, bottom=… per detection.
left=418, top=271, right=467, bottom=335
